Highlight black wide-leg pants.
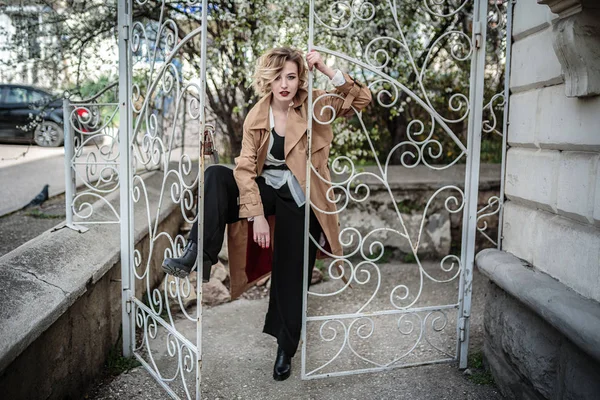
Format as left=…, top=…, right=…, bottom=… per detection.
left=189, top=165, right=321, bottom=356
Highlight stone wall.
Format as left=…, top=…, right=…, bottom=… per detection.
left=339, top=185, right=499, bottom=258
left=505, top=0, right=600, bottom=301
left=478, top=1, right=600, bottom=398
left=484, top=282, right=600, bottom=400
left=1, top=264, right=123, bottom=400
left=0, top=170, right=186, bottom=400
left=334, top=164, right=501, bottom=259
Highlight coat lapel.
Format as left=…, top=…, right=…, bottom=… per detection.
left=245, top=87, right=331, bottom=159
left=245, top=93, right=271, bottom=160
left=284, top=106, right=307, bottom=158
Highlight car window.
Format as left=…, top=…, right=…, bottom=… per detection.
left=4, top=87, right=29, bottom=104
left=30, top=90, right=47, bottom=103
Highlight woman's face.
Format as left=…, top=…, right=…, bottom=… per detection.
left=271, top=60, right=299, bottom=104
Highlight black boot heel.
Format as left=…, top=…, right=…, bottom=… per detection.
left=201, top=257, right=212, bottom=282
left=273, top=346, right=292, bottom=381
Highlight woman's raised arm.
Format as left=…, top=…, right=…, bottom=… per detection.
left=326, top=72, right=372, bottom=118
left=307, top=50, right=372, bottom=119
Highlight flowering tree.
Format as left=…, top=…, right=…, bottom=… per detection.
left=0, top=0, right=505, bottom=163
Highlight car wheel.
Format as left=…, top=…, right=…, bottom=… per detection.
left=34, top=121, right=64, bottom=147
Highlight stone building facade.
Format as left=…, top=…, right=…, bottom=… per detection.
left=476, top=0, right=600, bottom=399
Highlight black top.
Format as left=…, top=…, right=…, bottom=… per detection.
left=270, top=128, right=285, bottom=161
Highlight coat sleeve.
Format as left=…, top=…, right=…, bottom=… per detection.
left=233, top=123, right=263, bottom=218
left=316, top=72, right=372, bottom=119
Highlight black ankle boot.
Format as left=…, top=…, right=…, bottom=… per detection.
left=162, top=241, right=212, bottom=281
left=273, top=346, right=292, bottom=381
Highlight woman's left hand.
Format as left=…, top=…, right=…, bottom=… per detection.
left=306, top=50, right=336, bottom=79
left=306, top=50, right=324, bottom=72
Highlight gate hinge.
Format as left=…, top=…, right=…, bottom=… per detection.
left=123, top=25, right=129, bottom=41
left=126, top=298, right=132, bottom=314
left=473, top=21, right=482, bottom=49
left=459, top=316, right=469, bottom=342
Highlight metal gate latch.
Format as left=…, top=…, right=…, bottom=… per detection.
left=473, top=21, right=482, bottom=49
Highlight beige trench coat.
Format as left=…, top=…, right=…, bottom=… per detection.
left=226, top=72, right=372, bottom=299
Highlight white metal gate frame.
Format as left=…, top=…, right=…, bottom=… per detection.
left=117, top=0, right=209, bottom=398
left=300, top=0, right=491, bottom=379
left=103, top=0, right=511, bottom=397
left=62, top=83, right=120, bottom=232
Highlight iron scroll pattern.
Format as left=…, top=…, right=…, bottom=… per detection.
left=66, top=101, right=121, bottom=224
left=475, top=92, right=504, bottom=247
left=303, top=0, right=475, bottom=376
left=128, top=0, right=204, bottom=397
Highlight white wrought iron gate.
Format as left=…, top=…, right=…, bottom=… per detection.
left=117, top=0, right=209, bottom=398
left=300, top=0, right=493, bottom=379
left=106, top=0, right=507, bottom=398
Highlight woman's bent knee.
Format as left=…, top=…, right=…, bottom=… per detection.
left=205, top=165, right=234, bottom=184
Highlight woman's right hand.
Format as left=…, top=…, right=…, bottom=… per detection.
left=252, top=215, right=270, bottom=249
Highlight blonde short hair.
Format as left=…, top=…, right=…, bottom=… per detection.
left=252, top=47, right=308, bottom=97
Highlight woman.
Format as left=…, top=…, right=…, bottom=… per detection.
left=162, top=47, right=371, bottom=381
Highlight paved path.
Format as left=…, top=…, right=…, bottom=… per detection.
left=0, top=145, right=68, bottom=216
left=87, top=264, right=503, bottom=399
left=0, top=144, right=202, bottom=217
left=0, top=144, right=65, bottom=168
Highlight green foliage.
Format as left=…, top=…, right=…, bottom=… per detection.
left=140, top=289, right=169, bottom=320
left=67, top=74, right=117, bottom=103
left=24, top=209, right=64, bottom=219
left=403, top=253, right=417, bottom=263
left=65, top=73, right=120, bottom=129
left=315, top=258, right=324, bottom=272
left=469, top=351, right=485, bottom=369
left=314, top=1, right=507, bottom=167
left=106, top=349, right=141, bottom=376
left=467, top=351, right=495, bottom=386
left=469, top=371, right=495, bottom=386
left=480, top=135, right=504, bottom=164
left=106, top=342, right=141, bottom=376
left=329, top=118, right=380, bottom=165
left=379, top=248, right=394, bottom=264
left=314, top=259, right=330, bottom=281
left=396, top=199, right=421, bottom=214
left=103, top=325, right=141, bottom=376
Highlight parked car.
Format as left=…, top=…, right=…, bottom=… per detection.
left=0, top=84, right=91, bottom=147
